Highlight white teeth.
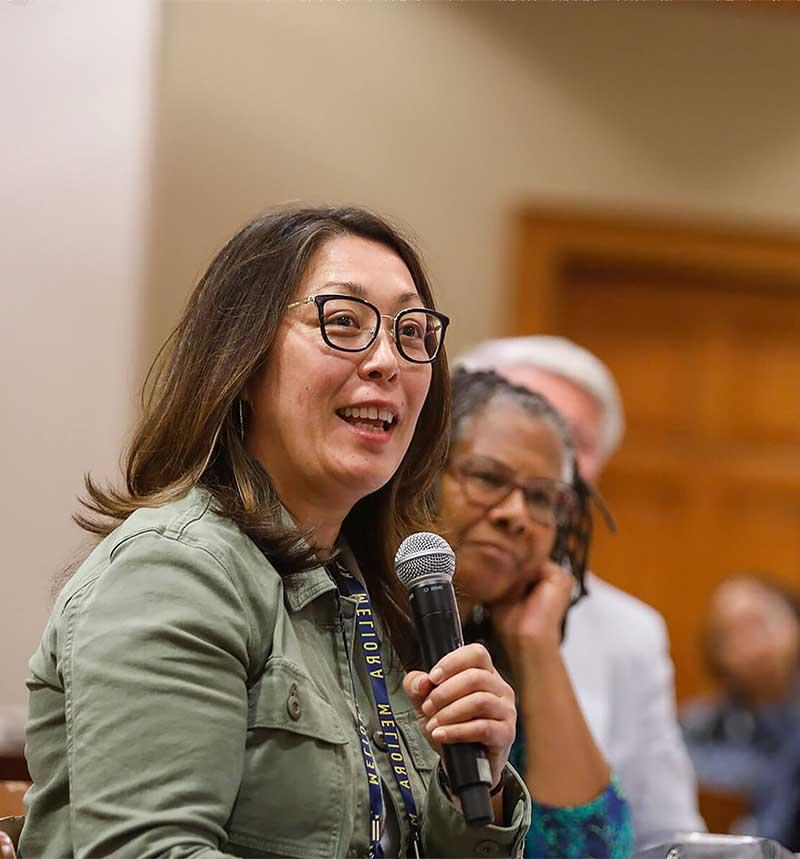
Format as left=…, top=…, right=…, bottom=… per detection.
left=339, top=405, right=396, bottom=424
left=353, top=421, right=383, bottom=433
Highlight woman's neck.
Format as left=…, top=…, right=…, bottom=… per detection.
left=262, top=466, right=356, bottom=555
left=281, top=499, right=345, bottom=554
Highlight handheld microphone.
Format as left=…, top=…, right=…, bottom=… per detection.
left=394, top=532, right=494, bottom=826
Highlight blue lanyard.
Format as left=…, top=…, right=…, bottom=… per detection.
left=327, top=560, right=422, bottom=859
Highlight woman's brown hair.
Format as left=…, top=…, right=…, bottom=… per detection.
left=77, top=205, right=450, bottom=667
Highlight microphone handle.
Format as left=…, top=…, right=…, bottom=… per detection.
left=409, top=581, right=494, bottom=826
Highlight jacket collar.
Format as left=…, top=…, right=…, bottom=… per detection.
left=281, top=542, right=366, bottom=613
left=282, top=566, right=337, bottom=612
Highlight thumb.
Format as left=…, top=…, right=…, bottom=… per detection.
left=403, top=670, right=434, bottom=712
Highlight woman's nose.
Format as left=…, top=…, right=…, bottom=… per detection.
left=488, top=486, right=534, bottom=536
left=357, top=326, right=400, bottom=383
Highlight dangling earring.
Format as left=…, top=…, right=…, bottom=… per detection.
left=238, top=400, right=246, bottom=442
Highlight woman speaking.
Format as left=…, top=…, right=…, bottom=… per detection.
left=19, top=207, right=528, bottom=858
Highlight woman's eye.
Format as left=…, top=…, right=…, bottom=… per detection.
left=527, top=489, right=554, bottom=507
left=399, top=322, right=425, bottom=339
left=327, top=312, right=360, bottom=329
left=473, top=471, right=507, bottom=488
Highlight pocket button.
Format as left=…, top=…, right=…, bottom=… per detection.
left=372, top=730, right=388, bottom=751
left=287, top=682, right=302, bottom=720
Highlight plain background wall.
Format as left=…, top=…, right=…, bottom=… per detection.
left=3, top=1, right=800, bottom=711
left=0, top=1, right=158, bottom=715
left=144, top=3, right=800, bottom=363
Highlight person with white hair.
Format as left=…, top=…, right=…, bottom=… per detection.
left=457, top=336, right=706, bottom=849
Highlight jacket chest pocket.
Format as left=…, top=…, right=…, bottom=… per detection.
left=226, top=657, right=351, bottom=859
left=395, top=708, right=439, bottom=784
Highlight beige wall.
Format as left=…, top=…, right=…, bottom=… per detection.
left=0, top=1, right=158, bottom=710
left=4, top=1, right=800, bottom=711
left=146, top=2, right=800, bottom=361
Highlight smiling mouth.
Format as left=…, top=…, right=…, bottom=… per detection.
left=336, top=406, right=397, bottom=434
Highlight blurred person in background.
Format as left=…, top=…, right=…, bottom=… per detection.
left=457, top=337, right=704, bottom=848
left=681, top=575, right=800, bottom=850
left=438, top=367, right=634, bottom=858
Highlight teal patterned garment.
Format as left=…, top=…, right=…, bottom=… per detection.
left=510, top=730, right=634, bottom=859
left=462, top=611, right=634, bottom=857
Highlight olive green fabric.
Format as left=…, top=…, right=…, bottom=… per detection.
left=20, top=488, right=530, bottom=858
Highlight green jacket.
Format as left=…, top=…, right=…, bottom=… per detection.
left=20, top=488, right=530, bottom=858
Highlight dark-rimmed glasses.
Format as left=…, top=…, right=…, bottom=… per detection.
left=449, top=456, right=578, bottom=528
left=286, top=293, right=449, bottom=364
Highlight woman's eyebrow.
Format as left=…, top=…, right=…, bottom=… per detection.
left=470, top=455, right=509, bottom=471
left=320, top=281, right=422, bottom=306
left=320, top=280, right=366, bottom=297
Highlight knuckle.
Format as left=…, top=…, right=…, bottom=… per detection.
left=478, top=720, right=496, bottom=744
left=461, top=641, right=490, bottom=665
left=474, top=642, right=492, bottom=664
left=464, top=667, right=486, bottom=689
left=426, top=690, right=443, bottom=711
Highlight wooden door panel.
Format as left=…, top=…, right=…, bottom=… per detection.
left=512, top=211, right=800, bottom=703
left=710, top=481, right=800, bottom=579
left=722, top=329, right=800, bottom=444
left=591, top=466, right=710, bottom=700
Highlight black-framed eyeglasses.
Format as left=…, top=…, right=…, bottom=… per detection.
left=449, top=456, right=578, bottom=528
left=286, top=293, right=449, bottom=364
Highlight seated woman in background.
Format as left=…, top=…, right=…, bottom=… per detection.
left=435, top=368, right=634, bottom=859
left=681, top=575, right=800, bottom=849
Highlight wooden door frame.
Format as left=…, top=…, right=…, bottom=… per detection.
left=509, top=206, right=800, bottom=338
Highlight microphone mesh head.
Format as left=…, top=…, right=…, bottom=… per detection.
left=394, top=532, right=456, bottom=589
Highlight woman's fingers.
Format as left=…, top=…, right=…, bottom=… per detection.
left=424, top=689, right=516, bottom=734
left=421, top=667, right=511, bottom=716
left=429, top=716, right=516, bottom=750
left=428, top=642, right=494, bottom=684
left=494, top=560, right=574, bottom=653
left=402, top=669, right=435, bottom=710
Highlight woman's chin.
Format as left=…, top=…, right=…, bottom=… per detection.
left=331, top=463, right=398, bottom=504
left=455, top=559, right=516, bottom=608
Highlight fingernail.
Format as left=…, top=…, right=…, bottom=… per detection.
left=426, top=717, right=439, bottom=732
left=431, top=726, right=446, bottom=740
left=421, top=698, right=434, bottom=716
left=430, top=666, right=444, bottom=684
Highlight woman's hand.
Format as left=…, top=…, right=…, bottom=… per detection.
left=403, top=642, right=516, bottom=792
left=491, top=560, right=572, bottom=677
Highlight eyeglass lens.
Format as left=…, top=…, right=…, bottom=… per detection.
left=460, top=464, right=575, bottom=526
left=319, top=297, right=443, bottom=361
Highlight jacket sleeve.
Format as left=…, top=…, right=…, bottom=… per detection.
left=61, top=533, right=255, bottom=859
left=421, top=762, right=531, bottom=858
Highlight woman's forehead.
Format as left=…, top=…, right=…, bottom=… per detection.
left=456, top=403, right=564, bottom=477
left=301, top=235, right=421, bottom=306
